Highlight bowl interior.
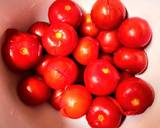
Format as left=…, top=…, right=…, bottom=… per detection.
left=0, top=0, right=160, bottom=128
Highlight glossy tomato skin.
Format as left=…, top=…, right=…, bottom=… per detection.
left=43, top=57, right=78, bottom=90
left=36, top=55, right=53, bottom=76
left=28, top=21, right=49, bottom=38
left=60, top=85, right=92, bottom=119
left=42, top=23, right=78, bottom=56
left=97, top=30, right=121, bottom=53
left=79, top=14, right=99, bottom=37
left=118, top=17, right=152, bottom=48
left=99, top=53, right=113, bottom=64
left=2, top=32, right=42, bottom=71
left=91, top=0, right=126, bottom=30
left=73, top=36, right=99, bottom=65
left=48, top=0, right=82, bottom=28
left=113, top=47, right=148, bottom=74
left=86, top=97, right=122, bottom=128
left=18, top=75, right=50, bottom=106
left=84, top=59, right=120, bottom=96
left=116, top=77, right=154, bottom=115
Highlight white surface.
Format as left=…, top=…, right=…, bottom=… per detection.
left=0, top=0, right=160, bottom=128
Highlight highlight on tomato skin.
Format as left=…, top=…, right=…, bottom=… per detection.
left=84, top=59, right=120, bottom=96
left=115, top=77, right=155, bottom=115
left=60, top=85, right=92, bottom=119
left=86, top=97, right=123, bottom=128
left=48, top=0, right=82, bottom=28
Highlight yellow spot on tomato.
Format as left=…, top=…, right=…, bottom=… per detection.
left=64, top=5, right=71, bottom=11
left=131, top=98, right=140, bottom=106
left=86, top=15, right=92, bottom=23
left=20, top=48, right=29, bottom=55
left=98, top=114, right=104, bottom=122
left=55, top=32, right=63, bottom=39
left=102, top=68, right=109, bottom=74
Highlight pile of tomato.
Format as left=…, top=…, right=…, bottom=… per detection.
left=2, top=0, right=155, bottom=128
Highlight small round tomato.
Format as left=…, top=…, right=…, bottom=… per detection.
left=118, top=17, right=152, bottom=48
left=86, top=97, right=122, bottom=128
left=79, top=14, right=99, bottom=37
left=28, top=21, right=49, bottom=38
left=91, top=0, right=126, bottom=30
left=17, top=75, right=50, bottom=105
left=84, top=59, right=120, bottom=96
left=99, top=53, right=113, bottom=64
left=60, top=85, right=92, bottom=119
left=113, top=47, right=148, bottom=74
left=36, top=55, right=53, bottom=76
left=73, top=36, right=99, bottom=65
left=116, top=77, right=154, bottom=115
left=2, top=31, right=42, bottom=71
left=97, top=30, right=121, bottom=53
left=48, top=0, right=82, bottom=28
left=42, top=23, right=78, bottom=56
left=43, top=57, right=78, bottom=90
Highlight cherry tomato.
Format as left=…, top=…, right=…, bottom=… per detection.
left=60, top=85, right=92, bottom=119
left=42, top=23, right=78, bottom=56
left=17, top=75, right=50, bottom=105
left=48, top=0, right=82, bottom=28
left=79, top=14, right=99, bottom=37
left=84, top=59, right=120, bottom=96
left=99, top=53, right=113, bottom=64
left=116, top=77, right=154, bottom=115
left=113, top=47, right=148, bottom=74
left=97, top=30, right=121, bottom=53
left=86, top=97, right=122, bottom=128
left=36, top=55, right=53, bottom=76
left=118, top=17, right=152, bottom=48
left=73, top=36, right=99, bottom=65
left=28, top=21, right=49, bottom=38
left=91, top=0, right=126, bottom=30
left=43, top=57, right=78, bottom=90
left=2, top=31, right=42, bottom=71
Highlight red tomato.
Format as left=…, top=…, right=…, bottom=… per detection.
left=97, top=30, right=121, bottom=53
left=17, top=75, right=50, bottom=105
left=116, top=77, right=154, bottom=115
left=118, top=17, right=152, bottom=48
left=113, top=47, right=148, bottom=74
left=36, top=55, right=53, bottom=76
left=79, top=14, right=99, bottom=37
left=48, top=0, right=82, bottom=28
left=91, top=0, right=126, bottom=30
left=42, top=23, right=78, bottom=56
left=60, top=85, right=92, bottom=119
left=2, top=31, right=42, bottom=71
left=84, top=59, right=120, bottom=96
left=73, top=37, right=99, bottom=65
left=28, top=21, right=49, bottom=38
left=43, top=57, right=78, bottom=90
left=99, top=53, right=113, bottom=64
left=86, top=97, right=122, bottom=128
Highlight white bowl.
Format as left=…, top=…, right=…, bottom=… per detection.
left=0, top=0, right=160, bottom=128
